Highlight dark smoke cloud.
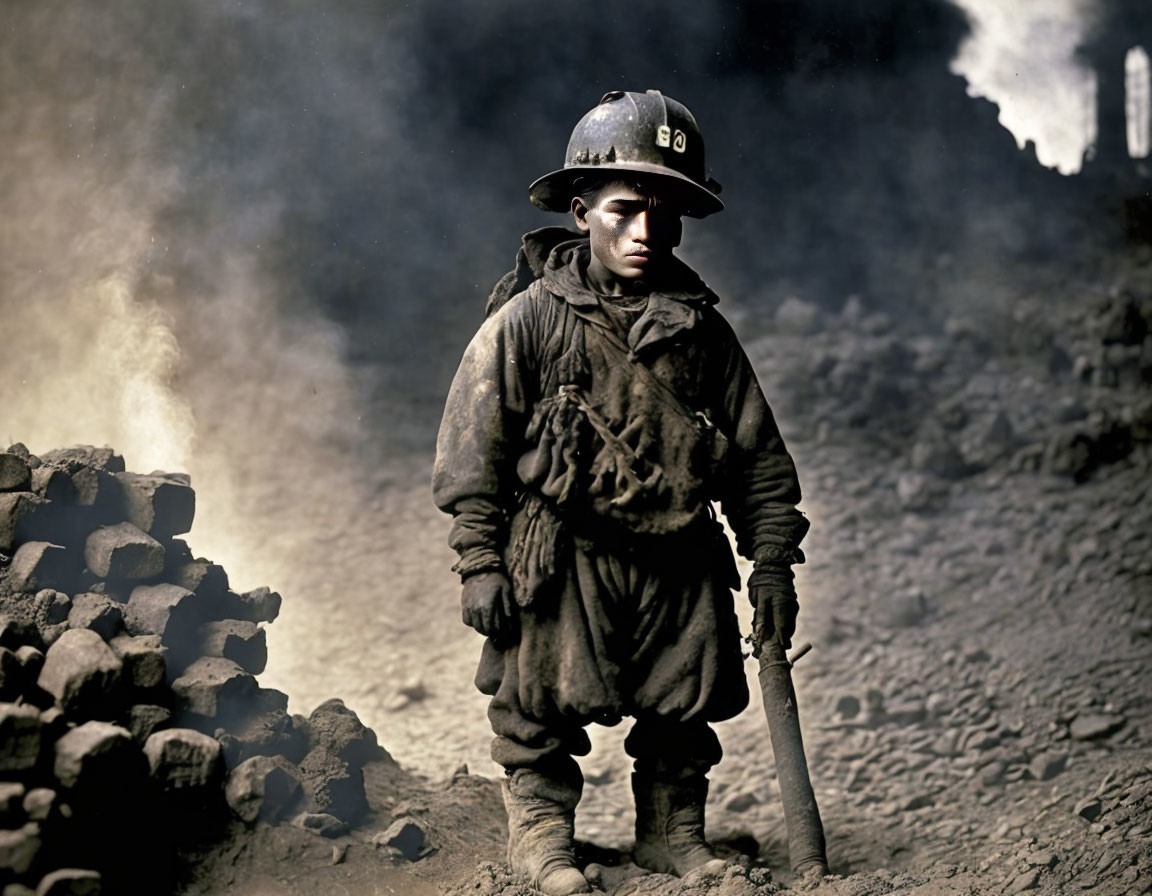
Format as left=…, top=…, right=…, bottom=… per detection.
left=2, top=0, right=1082, bottom=454
left=1, top=0, right=1114, bottom=735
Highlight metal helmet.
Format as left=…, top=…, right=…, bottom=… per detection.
left=529, top=89, right=724, bottom=218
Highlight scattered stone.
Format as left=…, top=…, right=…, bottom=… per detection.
left=911, top=429, right=971, bottom=479
left=217, top=704, right=307, bottom=766
left=724, top=792, right=759, bottom=813
left=30, top=465, right=76, bottom=504
left=221, top=587, right=282, bottom=624
left=0, top=618, right=37, bottom=652
left=123, top=584, right=200, bottom=648
left=374, top=817, right=428, bottom=861
left=1004, top=868, right=1040, bottom=894
left=195, top=620, right=267, bottom=675
left=126, top=704, right=172, bottom=744
left=15, top=646, right=45, bottom=680
left=306, top=699, right=379, bottom=767
left=66, top=594, right=123, bottom=641
left=53, top=721, right=138, bottom=789
left=0, top=493, right=49, bottom=553
left=33, top=869, right=102, bottom=896
left=1074, top=797, right=1103, bottom=822
left=35, top=590, right=71, bottom=626
left=82, top=523, right=164, bottom=581
left=298, top=746, right=369, bottom=823
left=0, top=648, right=22, bottom=700
left=225, top=755, right=305, bottom=824
left=0, top=454, right=31, bottom=492
left=1028, top=753, right=1068, bottom=782
left=395, top=676, right=427, bottom=704
left=37, top=629, right=124, bottom=718
left=903, top=793, right=935, bottom=811
left=880, top=590, right=929, bottom=628
left=981, top=760, right=1008, bottom=787
left=170, top=657, right=256, bottom=719
left=7, top=542, right=70, bottom=593
left=167, top=558, right=228, bottom=603
left=896, top=471, right=937, bottom=510
left=0, top=823, right=40, bottom=875
left=294, top=812, right=348, bottom=838
left=114, top=472, right=195, bottom=540
left=1069, top=713, right=1126, bottom=741
left=0, top=782, right=26, bottom=824
left=22, top=789, right=56, bottom=823
left=108, top=635, right=166, bottom=690
left=39, top=447, right=124, bottom=475
left=143, top=728, right=224, bottom=792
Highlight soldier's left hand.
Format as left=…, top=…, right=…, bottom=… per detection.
left=461, top=569, right=518, bottom=645
left=750, top=584, right=799, bottom=653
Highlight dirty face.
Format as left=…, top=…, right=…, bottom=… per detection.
left=571, top=179, right=684, bottom=292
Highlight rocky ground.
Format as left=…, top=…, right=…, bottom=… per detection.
left=6, top=240, right=1150, bottom=895
left=201, top=240, right=1150, bottom=895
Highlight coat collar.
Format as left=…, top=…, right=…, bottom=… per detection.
left=536, top=234, right=717, bottom=354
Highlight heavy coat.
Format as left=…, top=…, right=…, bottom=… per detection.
left=433, top=228, right=807, bottom=726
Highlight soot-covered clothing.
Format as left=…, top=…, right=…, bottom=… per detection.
left=433, top=228, right=807, bottom=734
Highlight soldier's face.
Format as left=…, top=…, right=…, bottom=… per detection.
left=571, top=180, right=683, bottom=286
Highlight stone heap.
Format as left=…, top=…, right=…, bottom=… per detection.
left=0, top=445, right=384, bottom=895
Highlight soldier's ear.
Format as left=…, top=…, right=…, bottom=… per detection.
left=571, top=196, right=592, bottom=233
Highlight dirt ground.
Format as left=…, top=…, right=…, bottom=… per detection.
left=185, top=244, right=1152, bottom=895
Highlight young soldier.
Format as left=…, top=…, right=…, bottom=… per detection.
left=433, top=90, right=808, bottom=896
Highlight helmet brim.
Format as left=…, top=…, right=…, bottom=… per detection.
left=528, top=162, right=724, bottom=219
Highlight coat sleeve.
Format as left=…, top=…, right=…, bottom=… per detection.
left=432, top=293, right=540, bottom=578
left=710, top=315, right=809, bottom=571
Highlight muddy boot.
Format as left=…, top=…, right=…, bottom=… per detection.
left=632, top=772, right=727, bottom=876
left=503, top=768, right=591, bottom=895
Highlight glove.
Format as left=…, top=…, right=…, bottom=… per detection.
left=461, top=569, right=517, bottom=645
left=749, top=565, right=798, bottom=654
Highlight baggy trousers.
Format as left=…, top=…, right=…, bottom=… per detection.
left=475, top=522, right=750, bottom=792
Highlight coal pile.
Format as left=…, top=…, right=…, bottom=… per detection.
left=0, top=445, right=386, bottom=894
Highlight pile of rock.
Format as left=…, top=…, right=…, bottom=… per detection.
left=0, top=445, right=384, bottom=894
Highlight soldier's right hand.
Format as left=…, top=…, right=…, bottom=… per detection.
left=461, top=570, right=517, bottom=644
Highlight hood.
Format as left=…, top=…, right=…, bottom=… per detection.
left=486, top=227, right=718, bottom=320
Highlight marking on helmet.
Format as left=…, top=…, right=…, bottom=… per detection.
left=656, top=125, right=671, bottom=148
left=672, top=129, right=687, bottom=153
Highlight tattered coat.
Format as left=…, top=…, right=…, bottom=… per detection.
left=434, top=228, right=807, bottom=727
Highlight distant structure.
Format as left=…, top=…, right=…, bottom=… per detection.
left=1075, top=0, right=1152, bottom=243
left=1079, top=0, right=1151, bottom=172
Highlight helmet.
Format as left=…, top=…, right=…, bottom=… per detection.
left=529, top=89, right=724, bottom=218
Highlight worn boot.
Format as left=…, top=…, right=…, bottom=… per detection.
left=503, top=769, right=591, bottom=895
left=632, top=772, right=727, bottom=876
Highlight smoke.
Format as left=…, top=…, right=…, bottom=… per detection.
left=950, top=0, right=1098, bottom=173
left=0, top=2, right=373, bottom=631
left=0, top=3, right=191, bottom=470
left=2, top=0, right=1130, bottom=736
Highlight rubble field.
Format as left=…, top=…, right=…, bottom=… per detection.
left=3, top=245, right=1151, bottom=895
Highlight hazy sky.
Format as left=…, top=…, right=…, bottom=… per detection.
left=952, top=0, right=1098, bottom=173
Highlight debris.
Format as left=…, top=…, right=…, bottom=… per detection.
left=53, top=721, right=138, bottom=789
left=294, top=812, right=348, bottom=839
left=82, top=523, right=165, bottom=581
left=7, top=542, right=70, bottom=593
left=37, top=629, right=124, bottom=718
left=1069, top=713, right=1126, bottom=741
left=114, top=471, right=196, bottom=539
left=144, top=728, right=225, bottom=792
left=374, top=817, right=429, bottom=861
left=225, top=755, right=305, bottom=824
